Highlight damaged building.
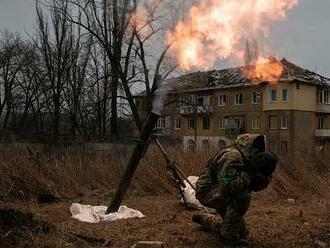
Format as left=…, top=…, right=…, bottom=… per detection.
left=136, top=58, right=330, bottom=158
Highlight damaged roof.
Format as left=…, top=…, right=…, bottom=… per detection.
left=152, top=58, right=330, bottom=94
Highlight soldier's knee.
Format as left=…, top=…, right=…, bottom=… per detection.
left=232, top=190, right=251, bottom=216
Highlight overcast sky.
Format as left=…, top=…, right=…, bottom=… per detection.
left=0, top=0, right=329, bottom=76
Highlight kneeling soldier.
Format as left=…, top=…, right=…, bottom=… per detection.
left=193, top=134, right=278, bottom=245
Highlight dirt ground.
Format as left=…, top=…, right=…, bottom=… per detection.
left=1, top=193, right=330, bottom=248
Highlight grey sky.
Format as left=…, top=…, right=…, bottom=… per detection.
left=0, top=0, right=329, bottom=76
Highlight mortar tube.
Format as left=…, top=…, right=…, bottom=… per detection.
left=106, top=111, right=160, bottom=213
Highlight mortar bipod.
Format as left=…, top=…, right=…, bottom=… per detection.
left=152, top=134, right=196, bottom=207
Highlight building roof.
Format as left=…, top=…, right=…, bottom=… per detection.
left=148, top=58, right=330, bottom=95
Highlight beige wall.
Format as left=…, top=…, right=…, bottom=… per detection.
left=136, top=81, right=330, bottom=157
left=263, top=82, right=317, bottom=112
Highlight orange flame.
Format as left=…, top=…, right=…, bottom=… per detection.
left=167, top=0, right=298, bottom=72
left=245, top=57, right=284, bottom=84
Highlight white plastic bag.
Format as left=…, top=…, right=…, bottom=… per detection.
left=70, top=203, right=145, bottom=223
left=181, top=176, right=216, bottom=213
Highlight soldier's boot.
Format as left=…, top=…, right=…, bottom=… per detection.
left=219, top=208, right=249, bottom=246
left=192, top=213, right=222, bottom=233
left=193, top=213, right=249, bottom=246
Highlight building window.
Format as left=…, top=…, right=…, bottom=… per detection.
left=269, top=89, right=277, bottom=102
left=174, top=119, right=181, bottom=129
left=196, top=96, right=204, bottom=106
left=203, top=118, right=210, bottom=129
left=156, top=117, right=166, bottom=129
left=252, top=117, right=260, bottom=129
left=269, top=115, right=278, bottom=129
left=317, top=90, right=323, bottom=103
left=218, top=95, right=226, bottom=106
left=302, top=113, right=309, bottom=130
left=219, top=117, right=228, bottom=129
left=282, top=89, right=288, bottom=102
left=235, top=93, right=243, bottom=105
left=181, top=96, right=188, bottom=106
left=317, top=90, right=330, bottom=104
left=252, top=91, right=261, bottom=104
left=175, top=97, right=181, bottom=108
left=281, top=115, right=288, bottom=129
left=188, top=119, right=196, bottom=129
left=324, top=90, right=330, bottom=104
left=318, top=116, right=324, bottom=129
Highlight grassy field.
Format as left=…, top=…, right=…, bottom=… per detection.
left=0, top=145, right=329, bottom=247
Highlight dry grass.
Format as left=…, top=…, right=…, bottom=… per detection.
left=0, top=144, right=329, bottom=203
left=0, top=145, right=330, bottom=247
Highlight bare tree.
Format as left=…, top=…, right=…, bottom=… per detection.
left=63, top=28, right=93, bottom=140
left=12, top=43, right=45, bottom=134
left=36, top=0, right=77, bottom=142
left=54, top=0, right=174, bottom=134
left=0, top=32, right=31, bottom=130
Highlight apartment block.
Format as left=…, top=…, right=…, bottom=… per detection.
left=136, top=59, right=330, bottom=158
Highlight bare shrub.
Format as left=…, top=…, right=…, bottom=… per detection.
left=0, top=146, right=329, bottom=202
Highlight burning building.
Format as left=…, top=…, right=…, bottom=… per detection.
left=136, top=58, right=330, bottom=158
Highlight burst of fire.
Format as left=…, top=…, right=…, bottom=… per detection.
left=245, top=57, right=284, bottom=84
left=167, top=0, right=298, bottom=81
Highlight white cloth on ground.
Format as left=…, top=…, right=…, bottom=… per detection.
left=181, top=176, right=216, bottom=213
left=70, top=203, right=145, bottom=223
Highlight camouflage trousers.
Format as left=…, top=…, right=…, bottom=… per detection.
left=196, top=187, right=251, bottom=240
left=220, top=190, right=251, bottom=240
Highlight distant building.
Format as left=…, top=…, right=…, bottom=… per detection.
left=136, top=58, right=330, bottom=158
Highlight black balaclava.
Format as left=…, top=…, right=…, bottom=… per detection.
left=250, top=151, right=278, bottom=176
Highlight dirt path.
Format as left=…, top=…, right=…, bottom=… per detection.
left=1, top=194, right=330, bottom=247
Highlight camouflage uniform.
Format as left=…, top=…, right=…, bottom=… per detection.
left=195, top=134, right=266, bottom=242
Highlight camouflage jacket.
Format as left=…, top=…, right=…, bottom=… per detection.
left=196, top=134, right=265, bottom=202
